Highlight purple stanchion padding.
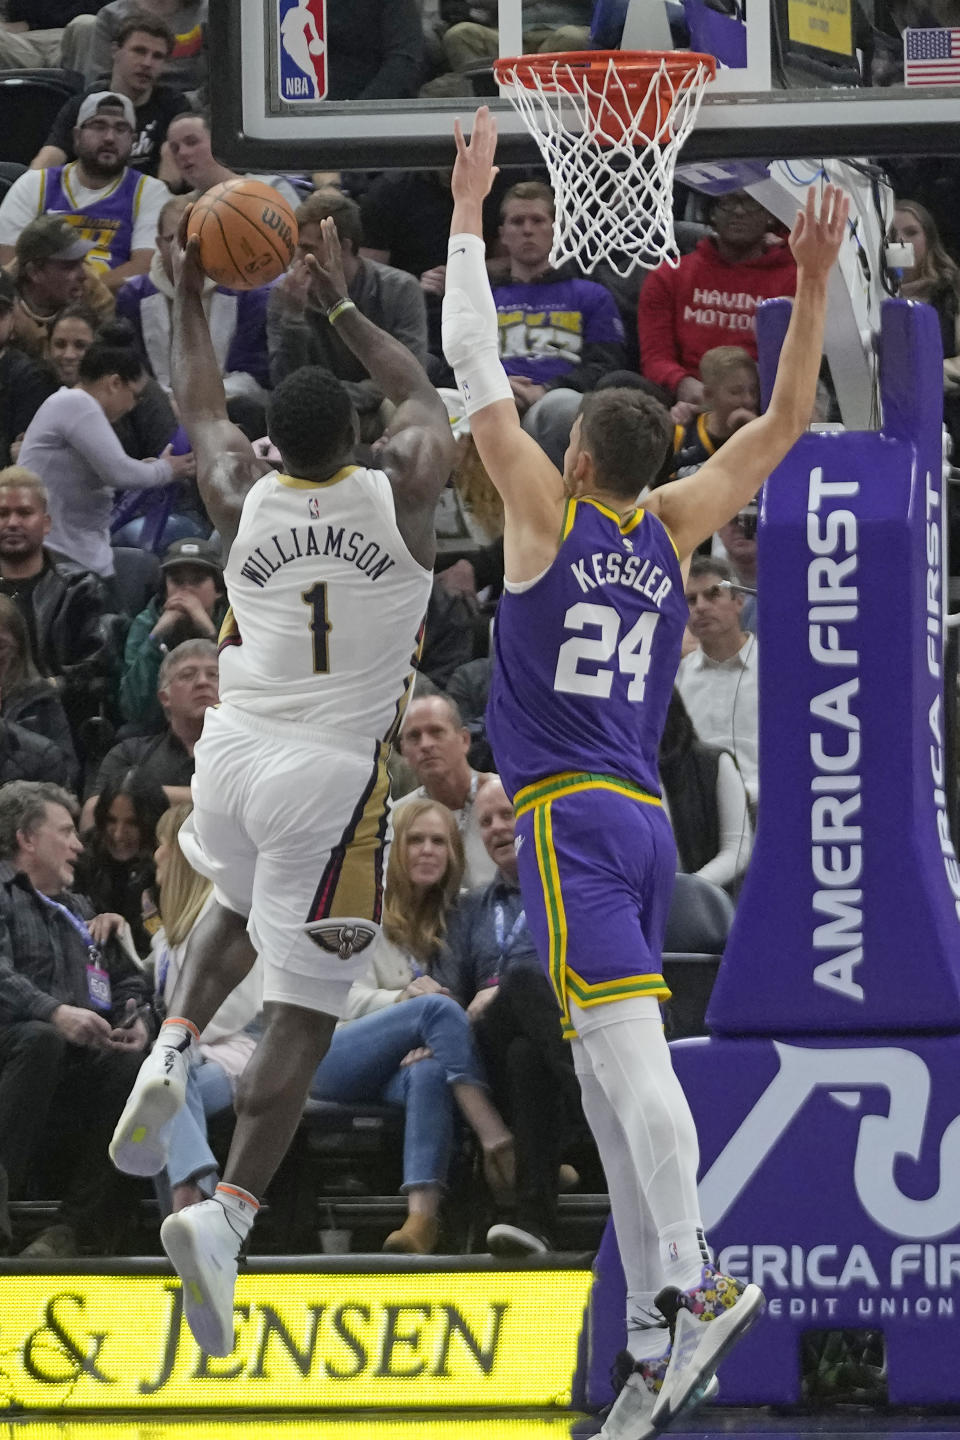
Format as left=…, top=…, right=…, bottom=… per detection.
left=710, top=298, right=960, bottom=1035
left=585, top=298, right=960, bottom=1409
left=672, top=1033, right=960, bottom=1404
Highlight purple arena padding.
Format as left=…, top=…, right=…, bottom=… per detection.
left=584, top=298, right=960, bottom=1410
left=672, top=1033, right=960, bottom=1405
left=710, top=298, right=960, bottom=1035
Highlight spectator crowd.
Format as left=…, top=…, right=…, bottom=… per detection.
left=0, top=0, right=955, bottom=1262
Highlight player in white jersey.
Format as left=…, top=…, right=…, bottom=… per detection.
left=110, top=216, right=454, bottom=1355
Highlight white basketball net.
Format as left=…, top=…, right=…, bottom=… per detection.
left=497, top=54, right=714, bottom=277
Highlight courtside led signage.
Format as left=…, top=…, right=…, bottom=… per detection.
left=0, top=1270, right=591, bottom=1411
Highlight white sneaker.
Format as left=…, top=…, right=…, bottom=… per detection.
left=486, top=1222, right=551, bottom=1257
left=109, top=1039, right=189, bottom=1176
left=161, top=1199, right=242, bottom=1357
left=600, top=1348, right=719, bottom=1440
left=651, top=1266, right=764, bottom=1426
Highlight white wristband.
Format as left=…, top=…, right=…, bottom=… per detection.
left=442, top=232, right=514, bottom=418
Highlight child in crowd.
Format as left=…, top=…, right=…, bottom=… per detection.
left=668, top=347, right=760, bottom=482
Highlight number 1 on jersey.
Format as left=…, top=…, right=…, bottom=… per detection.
left=302, top=581, right=331, bottom=673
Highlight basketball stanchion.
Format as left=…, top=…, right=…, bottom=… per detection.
left=586, top=297, right=960, bottom=1409
left=492, top=50, right=716, bottom=276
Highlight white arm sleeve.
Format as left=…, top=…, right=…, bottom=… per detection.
left=696, top=751, right=753, bottom=890
left=441, top=231, right=514, bottom=417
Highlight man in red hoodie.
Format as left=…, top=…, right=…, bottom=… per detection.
left=638, top=191, right=797, bottom=422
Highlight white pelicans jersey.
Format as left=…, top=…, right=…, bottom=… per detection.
left=219, top=464, right=431, bottom=740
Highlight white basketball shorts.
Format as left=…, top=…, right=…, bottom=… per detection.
left=179, top=703, right=391, bottom=1015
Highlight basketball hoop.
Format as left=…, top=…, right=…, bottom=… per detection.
left=493, top=50, right=716, bottom=277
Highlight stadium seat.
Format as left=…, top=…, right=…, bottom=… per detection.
left=661, top=871, right=734, bottom=1039
left=110, top=545, right=161, bottom=618
left=270, top=1100, right=405, bottom=1251
left=0, top=69, right=84, bottom=168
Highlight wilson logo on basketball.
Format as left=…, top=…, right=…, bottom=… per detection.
left=187, top=178, right=299, bottom=290
left=261, top=206, right=295, bottom=250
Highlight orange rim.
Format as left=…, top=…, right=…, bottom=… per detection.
left=492, top=48, right=717, bottom=92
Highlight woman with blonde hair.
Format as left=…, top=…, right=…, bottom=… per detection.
left=311, top=798, right=513, bottom=1254
left=890, top=200, right=960, bottom=444
left=151, top=803, right=261, bottom=1212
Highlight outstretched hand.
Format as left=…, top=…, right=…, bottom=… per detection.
left=789, top=184, right=850, bottom=279
left=452, top=105, right=499, bottom=206
left=170, top=206, right=206, bottom=298
left=303, top=215, right=349, bottom=311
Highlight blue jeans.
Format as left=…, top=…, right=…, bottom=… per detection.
left=165, top=1055, right=235, bottom=1192
left=310, top=993, right=486, bottom=1192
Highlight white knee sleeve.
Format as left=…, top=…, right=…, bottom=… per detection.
left=442, top=232, right=514, bottom=416
left=572, top=1003, right=703, bottom=1235
left=574, top=1037, right=664, bottom=1300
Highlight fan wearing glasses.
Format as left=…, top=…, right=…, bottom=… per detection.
left=638, top=189, right=797, bottom=426
left=676, top=556, right=759, bottom=810
left=0, top=92, right=169, bottom=293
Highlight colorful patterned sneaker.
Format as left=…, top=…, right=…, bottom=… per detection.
left=599, top=1345, right=719, bottom=1440
left=110, top=1039, right=189, bottom=1176
left=651, top=1265, right=764, bottom=1426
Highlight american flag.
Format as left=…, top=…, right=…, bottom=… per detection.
left=904, top=27, right=960, bottom=85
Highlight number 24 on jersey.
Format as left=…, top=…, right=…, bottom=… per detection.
left=554, top=602, right=659, bottom=700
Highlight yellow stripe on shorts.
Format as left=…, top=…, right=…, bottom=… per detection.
left=307, top=746, right=391, bottom=925
left=532, top=799, right=572, bottom=1033
left=515, top=770, right=662, bottom=817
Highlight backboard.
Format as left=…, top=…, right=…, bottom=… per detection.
left=209, top=0, right=960, bottom=173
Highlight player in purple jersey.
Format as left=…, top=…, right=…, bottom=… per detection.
left=441, top=108, right=848, bottom=1439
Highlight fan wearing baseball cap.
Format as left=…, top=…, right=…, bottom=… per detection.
left=119, top=538, right=227, bottom=732
left=4, top=216, right=113, bottom=361
left=0, top=92, right=168, bottom=292
left=0, top=274, right=52, bottom=468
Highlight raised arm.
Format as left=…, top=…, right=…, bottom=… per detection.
left=170, top=223, right=270, bottom=555
left=441, top=107, right=566, bottom=583
left=302, top=218, right=455, bottom=564
left=645, top=185, right=850, bottom=563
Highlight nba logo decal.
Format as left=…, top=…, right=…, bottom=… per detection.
left=278, top=0, right=327, bottom=101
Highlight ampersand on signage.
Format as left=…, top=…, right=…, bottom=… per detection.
left=22, top=1294, right=114, bottom=1386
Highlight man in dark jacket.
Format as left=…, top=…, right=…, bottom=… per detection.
left=0, top=716, right=73, bottom=788
left=0, top=468, right=124, bottom=756
left=445, top=776, right=582, bottom=1256
left=84, top=637, right=218, bottom=826
left=0, top=781, right=151, bottom=1257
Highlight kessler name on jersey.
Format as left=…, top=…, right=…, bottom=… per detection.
left=570, top=549, right=674, bottom=609
left=238, top=524, right=396, bottom=589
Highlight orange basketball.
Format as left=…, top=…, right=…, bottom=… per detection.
left=187, top=179, right=298, bottom=290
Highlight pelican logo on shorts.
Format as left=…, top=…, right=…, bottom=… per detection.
left=305, top=921, right=377, bottom=961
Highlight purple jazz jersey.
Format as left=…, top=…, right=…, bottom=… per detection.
left=487, top=496, right=687, bottom=1030
left=487, top=496, right=687, bottom=801
left=40, top=164, right=145, bottom=270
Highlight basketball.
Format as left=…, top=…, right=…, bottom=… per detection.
left=187, top=178, right=298, bottom=290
